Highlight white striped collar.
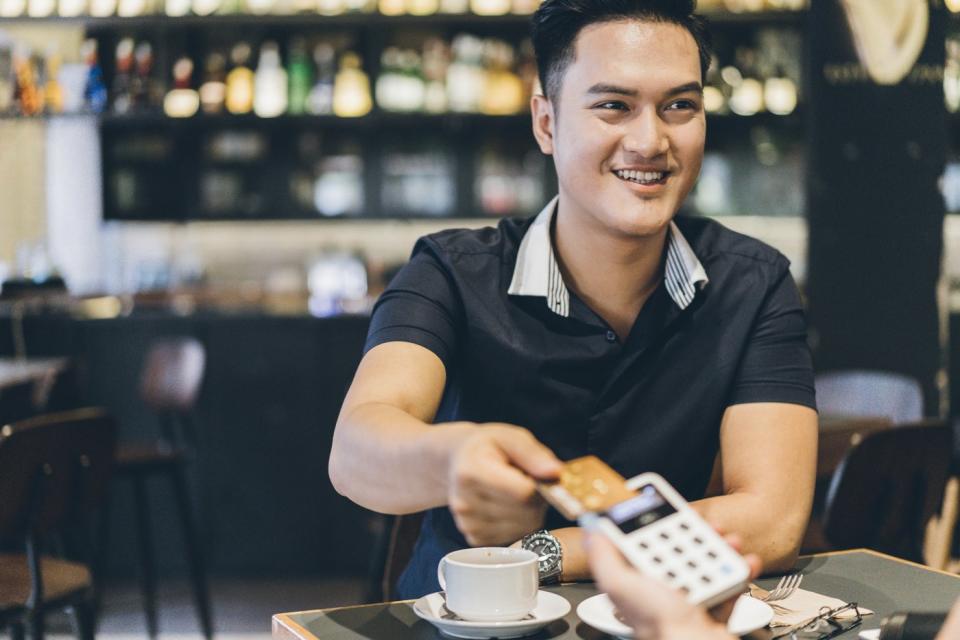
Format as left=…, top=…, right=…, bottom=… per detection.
left=507, top=196, right=709, bottom=317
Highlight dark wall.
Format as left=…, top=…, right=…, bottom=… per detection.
left=4, top=312, right=379, bottom=578
left=805, top=0, right=947, bottom=415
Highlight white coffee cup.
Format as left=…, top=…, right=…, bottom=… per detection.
left=437, top=547, right=539, bottom=622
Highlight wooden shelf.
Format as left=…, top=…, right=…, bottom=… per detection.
left=0, top=9, right=806, bottom=27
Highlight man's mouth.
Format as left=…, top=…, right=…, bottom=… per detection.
left=613, top=169, right=669, bottom=186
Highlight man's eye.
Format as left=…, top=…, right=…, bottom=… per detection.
left=667, top=99, right=698, bottom=111
left=595, top=101, right=628, bottom=111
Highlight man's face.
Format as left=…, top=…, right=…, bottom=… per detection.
left=532, top=20, right=706, bottom=239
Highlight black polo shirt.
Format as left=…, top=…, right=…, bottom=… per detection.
left=364, top=197, right=816, bottom=599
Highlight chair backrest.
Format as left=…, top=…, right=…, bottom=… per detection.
left=140, top=338, right=206, bottom=413
left=0, top=407, right=116, bottom=540
left=815, top=370, right=923, bottom=424
left=822, top=422, right=951, bottom=563
left=368, top=512, right=425, bottom=603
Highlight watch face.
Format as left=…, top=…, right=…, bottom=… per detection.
left=527, top=534, right=561, bottom=572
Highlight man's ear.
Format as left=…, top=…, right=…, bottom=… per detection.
left=530, top=93, right=555, bottom=155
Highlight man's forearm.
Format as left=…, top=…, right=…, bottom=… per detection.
left=691, top=493, right=807, bottom=573
left=329, top=402, right=471, bottom=514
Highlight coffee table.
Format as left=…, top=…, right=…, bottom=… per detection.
left=273, top=549, right=960, bottom=639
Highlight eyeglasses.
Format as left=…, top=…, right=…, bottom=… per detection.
left=772, top=602, right=864, bottom=640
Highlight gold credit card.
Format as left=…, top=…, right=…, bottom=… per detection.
left=537, top=455, right=637, bottom=520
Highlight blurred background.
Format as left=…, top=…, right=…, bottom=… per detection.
left=2, top=0, right=960, bottom=638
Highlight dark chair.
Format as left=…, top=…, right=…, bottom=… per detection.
left=0, top=407, right=116, bottom=640
left=821, top=421, right=952, bottom=563
left=97, top=338, right=212, bottom=639
left=367, top=513, right=424, bottom=603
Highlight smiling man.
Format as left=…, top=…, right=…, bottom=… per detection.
left=329, top=0, right=817, bottom=599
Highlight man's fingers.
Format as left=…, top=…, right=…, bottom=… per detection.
left=491, top=427, right=563, bottom=480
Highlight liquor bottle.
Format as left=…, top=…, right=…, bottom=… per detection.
left=763, top=64, right=797, bottom=116
left=447, top=34, right=484, bottom=112
left=480, top=40, right=523, bottom=115
left=44, top=48, right=63, bottom=114
left=378, top=0, right=404, bottom=14
left=0, top=45, right=13, bottom=115
left=15, top=48, right=43, bottom=116
left=287, top=38, right=312, bottom=115
left=244, top=0, right=272, bottom=15
left=82, top=39, right=108, bottom=113
left=199, top=52, right=227, bottom=114
left=306, top=42, right=335, bottom=115
left=165, top=0, right=190, bottom=17
left=510, top=0, right=537, bottom=13
left=316, top=0, right=342, bottom=13
left=469, top=0, right=508, bottom=14
left=117, top=0, right=148, bottom=18
left=88, top=0, right=116, bottom=17
left=192, top=0, right=222, bottom=17
left=421, top=37, right=448, bottom=113
left=131, top=41, right=157, bottom=111
left=728, top=48, right=763, bottom=116
left=163, top=56, right=200, bottom=118
left=57, top=0, right=84, bottom=16
left=406, top=0, right=437, bottom=14
left=27, top=0, right=56, bottom=19
left=0, top=0, right=26, bottom=17
left=112, top=38, right=135, bottom=114
left=377, top=48, right=426, bottom=112
left=225, top=42, right=255, bottom=114
left=253, top=40, right=287, bottom=117
left=332, top=52, right=372, bottom=117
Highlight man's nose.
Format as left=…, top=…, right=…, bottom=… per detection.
left=622, top=107, right=668, bottom=158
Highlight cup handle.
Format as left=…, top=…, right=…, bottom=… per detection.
left=437, top=558, right=447, bottom=591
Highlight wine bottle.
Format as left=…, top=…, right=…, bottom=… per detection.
left=287, top=38, right=312, bottom=115
left=225, top=42, right=255, bottom=114
left=82, top=39, right=108, bottom=113
left=253, top=40, right=287, bottom=117
left=333, top=52, right=372, bottom=117
left=163, top=56, right=200, bottom=118
left=306, top=42, right=335, bottom=115
left=112, top=38, right=135, bottom=114
left=199, top=52, right=227, bottom=114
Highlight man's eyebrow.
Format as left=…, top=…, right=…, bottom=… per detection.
left=585, top=81, right=704, bottom=98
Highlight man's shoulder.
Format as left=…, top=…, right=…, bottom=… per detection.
left=415, top=216, right=532, bottom=261
left=674, top=215, right=789, bottom=270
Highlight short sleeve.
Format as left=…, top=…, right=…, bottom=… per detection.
left=726, top=265, right=817, bottom=410
left=364, top=238, right=463, bottom=367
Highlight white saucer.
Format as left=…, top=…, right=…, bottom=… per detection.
left=576, top=593, right=774, bottom=639
left=412, top=590, right=571, bottom=639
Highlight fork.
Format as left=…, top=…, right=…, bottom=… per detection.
left=759, top=572, right=803, bottom=603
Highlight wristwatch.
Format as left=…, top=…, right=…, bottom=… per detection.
left=521, top=529, right=563, bottom=585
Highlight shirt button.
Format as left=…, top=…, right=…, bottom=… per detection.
left=605, top=330, right=617, bottom=343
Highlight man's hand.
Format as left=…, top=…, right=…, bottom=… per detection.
left=585, top=528, right=761, bottom=640
left=447, top=424, right=562, bottom=546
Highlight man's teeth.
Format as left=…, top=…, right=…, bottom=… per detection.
left=615, top=169, right=666, bottom=184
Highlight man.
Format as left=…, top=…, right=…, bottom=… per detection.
left=329, top=0, right=817, bottom=599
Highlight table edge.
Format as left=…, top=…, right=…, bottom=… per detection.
left=273, top=549, right=960, bottom=621
left=803, top=548, right=960, bottom=579
left=272, top=613, right=320, bottom=640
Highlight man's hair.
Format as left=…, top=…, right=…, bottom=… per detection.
left=531, top=0, right=713, bottom=103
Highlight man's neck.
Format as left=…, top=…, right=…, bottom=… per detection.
left=553, top=202, right=669, bottom=340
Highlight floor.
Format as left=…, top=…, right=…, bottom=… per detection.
left=1, top=576, right=368, bottom=640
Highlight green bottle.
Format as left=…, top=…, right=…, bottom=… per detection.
left=287, top=38, right=312, bottom=115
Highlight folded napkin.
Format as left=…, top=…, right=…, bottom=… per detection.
left=749, top=584, right=874, bottom=628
